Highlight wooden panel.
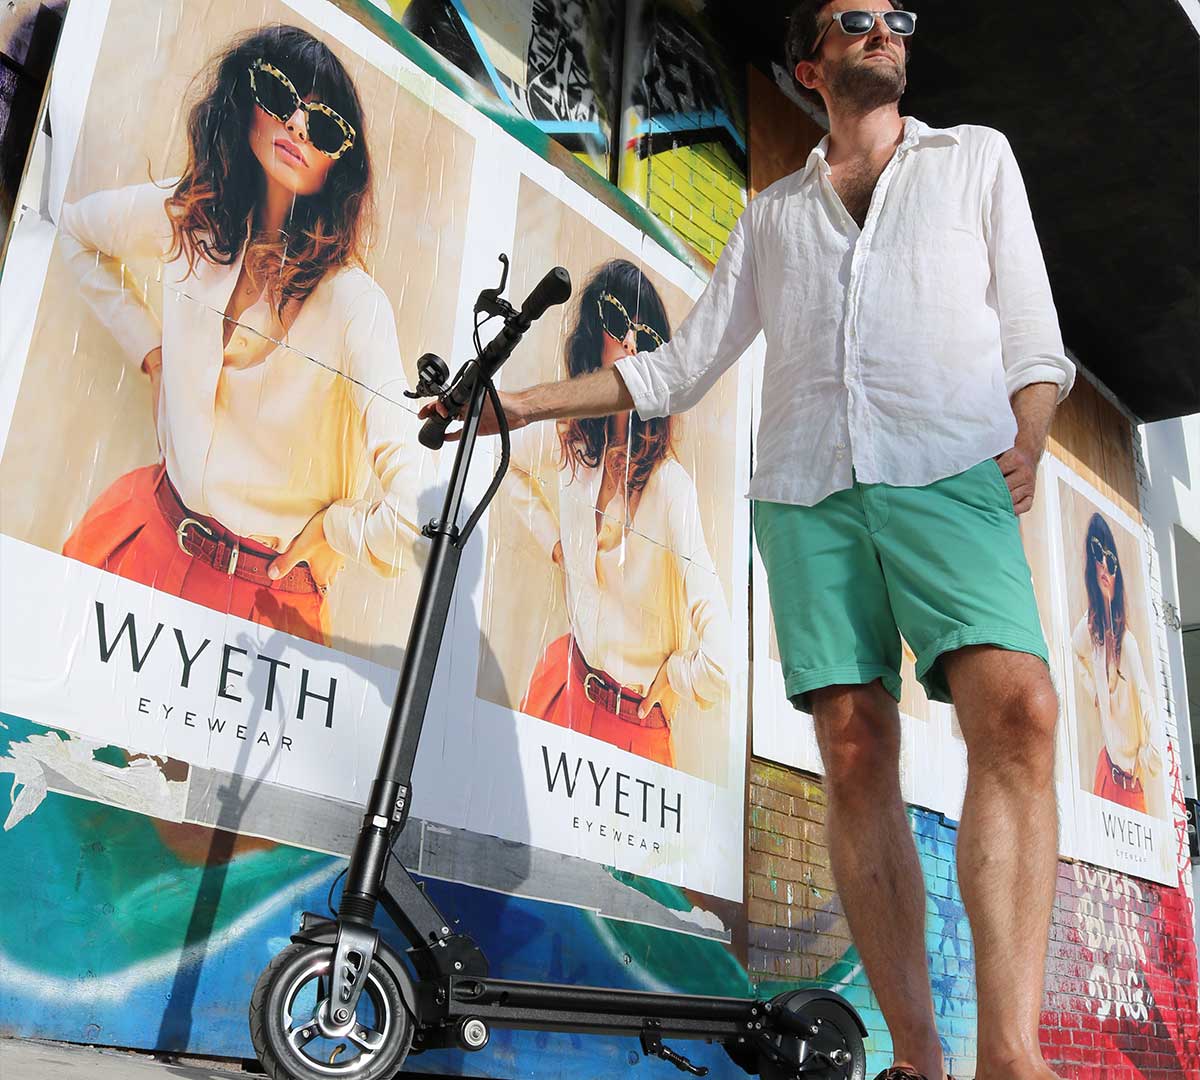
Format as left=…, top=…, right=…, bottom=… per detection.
left=1048, top=377, right=1140, bottom=522
left=747, top=65, right=825, bottom=197
left=1094, top=390, right=1140, bottom=516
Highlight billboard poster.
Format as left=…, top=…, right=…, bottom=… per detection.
left=0, top=0, right=750, bottom=902
left=1048, top=458, right=1174, bottom=885
left=421, top=152, right=753, bottom=899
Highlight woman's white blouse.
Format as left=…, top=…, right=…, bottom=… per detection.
left=1071, top=615, right=1163, bottom=779
left=58, top=182, right=424, bottom=574
left=507, top=428, right=733, bottom=707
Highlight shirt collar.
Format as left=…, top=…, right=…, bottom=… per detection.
left=799, top=116, right=961, bottom=185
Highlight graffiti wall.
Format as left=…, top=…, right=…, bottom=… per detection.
left=0, top=712, right=755, bottom=1076
left=391, top=0, right=621, bottom=178
left=1, top=0, right=1195, bottom=1077
left=1043, top=858, right=1199, bottom=1078
left=618, top=1, right=748, bottom=262
left=383, top=0, right=749, bottom=262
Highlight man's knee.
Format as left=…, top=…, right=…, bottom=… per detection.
left=811, top=681, right=901, bottom=797
left=969, top=672, right=1059, bottom=777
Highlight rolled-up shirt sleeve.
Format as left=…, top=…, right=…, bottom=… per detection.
left=984, top=134, right=1075, bottom=403
left=615, top=209, right=762, bottom=419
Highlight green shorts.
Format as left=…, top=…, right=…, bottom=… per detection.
left=753, top=458, right=1049, bottom=710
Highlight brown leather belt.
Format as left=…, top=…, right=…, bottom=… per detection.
left=568, top=645, right=668, bottom=729
left=1104, top=749, right=1142, bottom=793
left=154, top=471, right=319, bottom=594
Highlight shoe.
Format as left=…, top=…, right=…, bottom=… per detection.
left=872, top=1070, right=948, bottom=1080
left=871, top=1071, right=958, bottom=1080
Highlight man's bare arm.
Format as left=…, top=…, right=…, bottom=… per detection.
left=511, top=367, right=633, bottom=424
left=419, top=367, right=635, bottom=440
left=1011, top=381, right=1058, bottom=463
left=996, top=381, right=1059, bottom=513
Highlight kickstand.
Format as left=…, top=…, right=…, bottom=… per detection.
left=640, top=1021, right=709, bottom=1077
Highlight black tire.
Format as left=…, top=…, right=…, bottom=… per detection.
left=759, top=998, right=866, bottom=1080
left=249, top=942, right=413, bottom=1080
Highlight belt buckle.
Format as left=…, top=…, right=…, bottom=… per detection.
left=583, top=671, right=603, bottom=704
left=176, top=516, right=214, bottom=555
left=176, top=517, right=238, bottom=575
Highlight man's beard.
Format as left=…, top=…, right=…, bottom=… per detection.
left=828, top=49, right=906, bottom=112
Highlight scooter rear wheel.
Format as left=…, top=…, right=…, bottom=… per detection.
left=757, top=996, right=866, bottom=1080
left=249, top=942, right=413, bottom=1080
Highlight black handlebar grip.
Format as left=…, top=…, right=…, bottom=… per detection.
left=419, top=411, right=451, bottom=450
left=519, top=267, right=572, bottom=326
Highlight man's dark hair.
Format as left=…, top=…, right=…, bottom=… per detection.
left=784, top=1, right=908, bottom=101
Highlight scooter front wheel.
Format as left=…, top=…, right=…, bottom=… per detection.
left=249, top=942, right=414, bottom=1080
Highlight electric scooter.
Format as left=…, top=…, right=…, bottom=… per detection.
left=247, top=256, right=869, bottom=1080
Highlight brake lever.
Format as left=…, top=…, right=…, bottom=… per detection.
left=474, top=254, right=517, bottom=320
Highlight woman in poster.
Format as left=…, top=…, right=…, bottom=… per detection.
left=57, top=24, right=422, bottom=646
left=512, top=260, right=732, bottom=768
left=1072, top=512, right=1162, bottom=813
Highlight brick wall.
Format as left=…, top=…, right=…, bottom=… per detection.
left=638, top=141, right=747, bottom=263
left=746, top=761, right=978, bottom=1077
left=1042, top=861, right=1199, bottom=1078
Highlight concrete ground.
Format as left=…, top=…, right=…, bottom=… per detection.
left=0, top=1037, right=253, bottom=1078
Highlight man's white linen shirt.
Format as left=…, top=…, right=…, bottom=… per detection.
left=615, top=117, right=1076, bottom=507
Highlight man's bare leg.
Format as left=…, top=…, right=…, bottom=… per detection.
left=942, top=646, right=1061, bottom=1080
left=811, top=681, right=946, bottom=1080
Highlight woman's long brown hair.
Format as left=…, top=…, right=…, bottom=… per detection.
left=164, top=24, right=371, bottom=312
left=1084, top=512, right=1127, bottom=665
left=556, top=260, right=674, bottom=494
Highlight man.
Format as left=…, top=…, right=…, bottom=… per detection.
left=425, top=4, right=1071, bottom=1078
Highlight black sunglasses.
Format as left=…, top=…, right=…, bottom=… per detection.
left=809, top=9, right=917, bottom=58
left=1089, top=536, right=1119, bottom=575
left=598, top=293, right=665, bottom=353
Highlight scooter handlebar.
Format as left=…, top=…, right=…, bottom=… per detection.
left=419, top=265, right=572, bottom=451
left=419, top=410, right=452, bottom=450
left=518, top=266, right=572, bottom=327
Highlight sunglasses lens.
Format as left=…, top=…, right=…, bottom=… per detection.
left=308, top=110, right=349, bottom=156
left=840, top=11, right=876, bottom=33
left=884, top=11, right=916, bottom=34
left=254, top=70, right=298, bottom=121
left=599, top=298, right=631, bottom=342
left=636, top=329, right=663, bottom=353
left=1090, top=538, right=1117, bottom=572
